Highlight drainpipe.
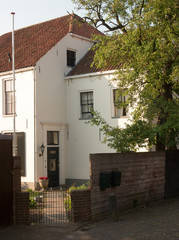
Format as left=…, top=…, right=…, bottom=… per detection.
left=33, top=67, right=37, bottom=189
left=11, top=12, right=16, bottom=156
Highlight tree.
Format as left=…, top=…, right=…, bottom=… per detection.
left=73, top=0, right=179, bottom=151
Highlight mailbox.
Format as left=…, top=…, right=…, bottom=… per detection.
left=111, top=171, right=122, bottom=187
left=100, top=172, right=111, bottom=190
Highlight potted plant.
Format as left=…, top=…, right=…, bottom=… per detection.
left=39, top=177, right=49, bottom=190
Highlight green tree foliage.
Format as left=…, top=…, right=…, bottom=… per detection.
left=73, top=0, right=179, bottom=151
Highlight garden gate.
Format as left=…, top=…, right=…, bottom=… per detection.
left=29, top=188, right=72, bottom=224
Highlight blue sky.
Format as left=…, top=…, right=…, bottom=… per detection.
left=0, top=0, right=84, bottom=36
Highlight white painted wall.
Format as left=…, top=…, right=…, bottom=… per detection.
left=34, top=33, right=94, bottom=185
left=0, top=69, right=35, bottom=187
left=65, top=72, right=131, bottom=181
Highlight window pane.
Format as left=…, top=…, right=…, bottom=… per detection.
left=6, top=92, right=12, bottom=102
left=67, top=50, right=76, bottom=67
left=6, top=104, right=12, bottom=115
left=4, top=79, right=15, bottom=115
left=80, top=91, right=93, bottom=119
left=6, top=81, right=12, bottom=91
left=113, top=89, right=128, bottom=118
left=47, top=131, right=59, bottom=145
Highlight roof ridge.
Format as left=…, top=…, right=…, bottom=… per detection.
left=3, top=14, right=71, bottom=36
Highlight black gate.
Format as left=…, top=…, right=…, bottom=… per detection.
left=29, top=188, right=72, bottom=224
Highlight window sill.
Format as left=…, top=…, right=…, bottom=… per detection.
left=3, top=114, right=17, bottom=118
left=112, top=116, right=129, bottom=119
left=79, top=117, right=93, bottom=120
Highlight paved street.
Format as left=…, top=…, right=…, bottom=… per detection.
left=1, top=197, right=179, bottom=240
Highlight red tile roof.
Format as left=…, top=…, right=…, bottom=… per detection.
left=0, top=14, right=103, bottom=73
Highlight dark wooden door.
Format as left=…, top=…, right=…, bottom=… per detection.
left=47, top=147, right=59, bottom=188
left=0, top=138, right=13, bottom=226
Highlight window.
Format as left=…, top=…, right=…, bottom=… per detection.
left=113, top=89, right=128, bottom=118
left=47, top=131, right=59, bottom=145
left=67, top=50, right=76, bottom=67
left=5, top=132, right=25, bottom=176
left=80, top=91, right=93, bottom=119
left=4, top=79, right=16, bottom=115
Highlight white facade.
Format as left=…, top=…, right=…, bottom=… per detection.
left=0, top=68, right=35, bottom=188
left=65, top=72, right=131, bottom=185
left=1, top=30, right=144, bottom=189
left=0, top=33, right=95, bottom=189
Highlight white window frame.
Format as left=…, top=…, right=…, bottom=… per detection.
left=3, top=79, right=16, bottom=116
left=79, top=90, right=94, bottom=120
left=112, top=88, right=129, bottom=118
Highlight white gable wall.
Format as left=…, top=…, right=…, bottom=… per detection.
left=34, top=33, right=94, bottom=186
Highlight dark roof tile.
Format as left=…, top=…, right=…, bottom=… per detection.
left=67, top=48, right=121, bottom=76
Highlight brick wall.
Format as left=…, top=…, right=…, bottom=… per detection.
left=13, top=156, right=30, bottom=225
left=13, top=192, right=30, bottom=225
left=90, top=152, right=165, bottom=220
left=71, top=189, right=91, bottom=222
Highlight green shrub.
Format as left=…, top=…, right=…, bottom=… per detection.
left=64, top=181, right=90, bottom=212
left=29, top=199, right=37, bottom=209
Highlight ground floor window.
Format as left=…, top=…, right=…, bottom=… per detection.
left=5, top=132, right=25, bottom=176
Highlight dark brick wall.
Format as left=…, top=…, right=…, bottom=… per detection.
left=13, top=192, right=30, bottom=225
left=71, top=190, right=91, bottom=222
left=90, top=152, right=165, bottom=220
left=13, top=156, right=30, bottom=225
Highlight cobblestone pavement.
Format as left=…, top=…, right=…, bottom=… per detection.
left=1, top=197, right=179, bottom=240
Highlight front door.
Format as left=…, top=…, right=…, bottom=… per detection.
left=47, top=147, right=59, bottom=188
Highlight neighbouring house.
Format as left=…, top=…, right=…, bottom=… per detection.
left=0, top=13, right=146, bottom=189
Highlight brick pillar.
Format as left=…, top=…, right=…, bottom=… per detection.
left=71, top=189, right=91, bottom=222
left=13, top=157, right=30, bottom=225
left=13, top=192, right=30, bottom=225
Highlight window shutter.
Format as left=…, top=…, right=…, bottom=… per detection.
left=16, top=133, right=25, bottom=176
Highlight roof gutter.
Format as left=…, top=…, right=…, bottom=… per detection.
left=0, top=66, right=35, bottom=77
left=65, top=70, right=117, bottom=80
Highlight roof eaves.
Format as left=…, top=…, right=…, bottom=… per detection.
left=65, top=69, right=117, bottom=80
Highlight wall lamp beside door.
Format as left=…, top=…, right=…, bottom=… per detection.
left=39, top=143, right=45, bottom=157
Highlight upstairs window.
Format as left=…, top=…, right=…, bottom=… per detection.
left=67, top=50, right=76, bottom=67
left=4, top=79, right=16, bottom=115
left=113, top=89, right=128, bottom=118
left=80, top=91, right=93, bottom=119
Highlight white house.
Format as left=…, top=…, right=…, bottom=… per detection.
left=0, top=14, right=136, bottom=189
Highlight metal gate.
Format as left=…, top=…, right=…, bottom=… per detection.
left=29, top=189, right=72, bottom=224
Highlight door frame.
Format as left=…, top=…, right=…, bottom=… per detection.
left=41, top=123, right=67, bottom=186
